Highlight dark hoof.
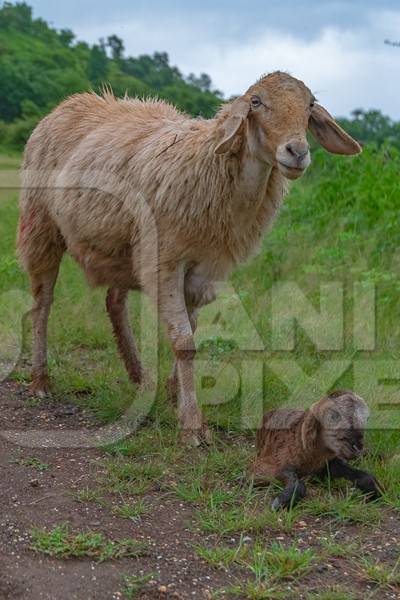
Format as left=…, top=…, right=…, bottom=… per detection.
left=357, top=475, right=382, bottom=501
left=271, top=496, right=284, bottom=511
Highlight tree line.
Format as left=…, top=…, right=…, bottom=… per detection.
left=0, top=2, right=222, bottom=149
left=0, top=2, right=399, bottom=152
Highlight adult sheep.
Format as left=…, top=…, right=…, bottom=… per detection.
left=18, top=71, right=361, bottom=445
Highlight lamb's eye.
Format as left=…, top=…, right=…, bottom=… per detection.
left=251, top=95, right=262, bottom=109
left=328, top=410, right=341, bottom=424
left=309, top=99, right=315, bottom=109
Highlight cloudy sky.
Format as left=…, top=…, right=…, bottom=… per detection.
left=28, top=0, right=400, bottom=118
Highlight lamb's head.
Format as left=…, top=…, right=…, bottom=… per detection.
left=305, top=390, right=370, bottom=460
left=215, top=71, right=361, bottom=180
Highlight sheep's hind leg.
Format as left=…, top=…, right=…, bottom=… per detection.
left=106, top=287, right=150, bottom=387
left=327, top=458, right=382, bottom=501
left=272, top=469, right=306, bottom=510
left=29, top=266, right=61, bottom=397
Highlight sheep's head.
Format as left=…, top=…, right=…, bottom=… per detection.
left=304, top=390, right=370, bottom=460
left=215, top=71, right=361, bottom=180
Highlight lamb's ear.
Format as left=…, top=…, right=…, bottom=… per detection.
left=214, top=99, right=250, bottom=155
left=301, top=408, right=320, bottom=452
left=309, top=104, right=362, bottom=156
left=354, top=401, right=370, bottom=428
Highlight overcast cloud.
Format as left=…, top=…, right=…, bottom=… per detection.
left=28, top=0, right=400, bottom=118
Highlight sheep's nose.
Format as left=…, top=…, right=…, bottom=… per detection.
left=286, top=142, right=309, bottom=161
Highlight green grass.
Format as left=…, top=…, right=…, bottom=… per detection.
left=217, top=541, right=315, bottom=599
left=319, top=534, right=359, bottom=558
left=15, top=456, right=49, bottom=471
left=302, top=489, right=382, bottom=525
left=102, top=457, right=166, bottom=495
left=121, top=573, right=156, bottom=599
left=243, top=542, right=315, bottom=581
left=199, top=538, right=315, bottom=599
left=305, top=590, right=358, bottom=600
left=112, top=499, right=149, bottom=520
left=76, top=486, right=104, bottom=504
left=3, top=147, right=400, bottom=429
left=196, top=543, right=245, bottom=569
left=30, top=523, right=148, bottom=562
left=225, top=582, right=289, bottom=600
left=195, top=499, right=300, bottom=536
left=356, top=556, right=400, bottom=589
left=2, top=144, right=400, bottom=598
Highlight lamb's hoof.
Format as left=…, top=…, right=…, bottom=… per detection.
left=179, top=425, right=213, bottom=447
left=29, top=376, right=51, bottom=399
left=271, top=496, right=283, bottom=511
left=357, top=475, right=383, bottom=501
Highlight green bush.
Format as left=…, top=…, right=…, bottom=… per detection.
left=0, top=2, right=222, bottom=150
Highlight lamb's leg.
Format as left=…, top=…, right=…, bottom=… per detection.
left=167, top=310, right=197, bottom=403
left=29, top=267, right=60, bottom=397
left=106, top=287, right=148, bottom=386
left=272, top=468, right=306, bottom=510
left=327, top=458, right=381, bottom=500
left=157, top=271, right=210, bottom=446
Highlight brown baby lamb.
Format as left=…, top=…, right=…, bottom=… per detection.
left=253, top=390, right=381, bottom=509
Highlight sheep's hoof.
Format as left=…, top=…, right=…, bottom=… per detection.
left=29, top=376, right=51, bottom=399
left=180, top=430, right=202, bottom=447
left=202, top=424, right=213, bottom=445
left=179, top=425, right=213, bottom=447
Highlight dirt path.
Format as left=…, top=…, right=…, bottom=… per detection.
left=1, top=381, right=400, bottom=600
left=0, top=381, right=233, bottom=600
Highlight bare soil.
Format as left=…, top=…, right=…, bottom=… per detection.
left=0, top=380, right=400, bottom=600
left=0, top=381, right=233, bottom=600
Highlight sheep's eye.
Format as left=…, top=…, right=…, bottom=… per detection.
left=309, top=99, right=315, bottom=109
left=250, top=95, right=262, bottom=109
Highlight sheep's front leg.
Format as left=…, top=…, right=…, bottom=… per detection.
left=272, top=468, right=306, bottom=510
left=327, top=458, right=382, bottom=500
left=159, top=269, right=211, bottom=446
left=167, top=279, right=216, bottom=404
left=167, top=309, right=197, bottom=403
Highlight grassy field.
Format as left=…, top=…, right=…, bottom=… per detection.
left=1, top=146, right=400, bottom=598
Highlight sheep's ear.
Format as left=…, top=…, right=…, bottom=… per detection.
left=214, top=99, right=250, bottom=155
left=309, top=104, right=362, bottom=155
left=301, top=408, right=320, bottom=452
